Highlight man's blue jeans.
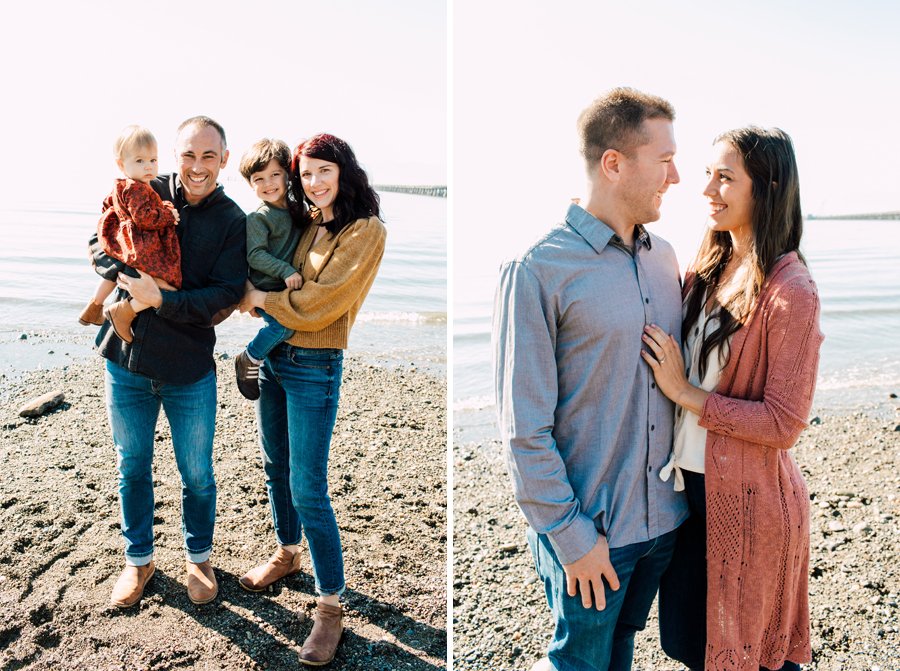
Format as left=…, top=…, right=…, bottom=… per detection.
left=255, top=344, right=345, bottom=596
left=247, top=308, right=294, bottom=362
left=527, top=526, right=679, bottom=671
left=105, top=361, right=217, bottom=566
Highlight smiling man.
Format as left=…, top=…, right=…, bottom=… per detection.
left=493, top=88, right=688, bottom=671
left=89, top=116, right=246, bottom=609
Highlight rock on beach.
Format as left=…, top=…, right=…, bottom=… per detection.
left=17, top=389, right=64, bottom=417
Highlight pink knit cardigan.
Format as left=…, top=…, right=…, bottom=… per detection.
left=696, top=252, right=823, bottom=670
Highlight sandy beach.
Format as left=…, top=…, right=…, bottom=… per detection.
left=453, top=405, right=900, bottom=670
left=0, top=349, right=446, bottom=670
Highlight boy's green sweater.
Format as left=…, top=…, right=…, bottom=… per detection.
left=246, top=202, right=301, bottom=291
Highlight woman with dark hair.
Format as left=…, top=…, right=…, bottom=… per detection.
left=237, top=133, right=386, bottom=666
left=641, top=127, right=822, bottom=671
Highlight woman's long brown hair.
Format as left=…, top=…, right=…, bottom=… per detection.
left=684, top=127, right=806, bottom=378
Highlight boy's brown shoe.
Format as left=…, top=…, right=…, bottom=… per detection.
left=110, top=561, right=155, bottom=608
left=186, top=560, right=218, bottom=605
left=78, top=301, right=105, bottom=326
left=298, top=602, right=344, bottom=666
left=239, top=547, right=302, bottom=592
left=234, top=350, right=261, bottom=400
left=104, top=299, right=137, bottom=344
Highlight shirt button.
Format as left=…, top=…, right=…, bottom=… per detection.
left=651, top=382, right=656, bottom=389
left=648, top=465, right=653, bottom=472
left=651, top=425, right=655, bottom=431
left=645, top=297, right=650, bottom=304
left=695, top=327, right=699, bottom=335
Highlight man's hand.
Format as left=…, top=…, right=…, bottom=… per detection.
left=117, top=270, right=163, bottom=309
left=238, top=279, right=264, bottom=318
left=284, top=272, right=303, bottom=290
left=561, top=534, right=620, bottom=610
left=153, top=278, right=177, bottom=291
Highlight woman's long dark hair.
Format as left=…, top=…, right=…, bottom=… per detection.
left=288, top=133, right=381, bottom=235
left=685, top=126, right=806, bottom=378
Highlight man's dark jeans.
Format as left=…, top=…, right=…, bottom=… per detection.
left=527, top=527, right=678, bottom=670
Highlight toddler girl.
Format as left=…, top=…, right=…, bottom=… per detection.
left=79, top=126, right=181, bottom=343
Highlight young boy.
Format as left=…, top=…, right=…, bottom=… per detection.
left=234, top=138, right=302, bottom=400
left=80, top=125, right=180, bottom=343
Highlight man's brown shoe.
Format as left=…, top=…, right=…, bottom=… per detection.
left=186, top=561, right=218, bottom=604
left=298, top=602, right=343, bottom=666
left=110, top=561, right=155, bottom=608
left=104, top=299, right=137, bottom=344
left=239, top=546, right=302, bottom=592
left=78, top=301, right=105, bottom=326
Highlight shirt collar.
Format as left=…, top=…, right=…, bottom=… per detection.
left=171, top=174, right=223, bottom=209
left=565, top=203, right=652, bottom=254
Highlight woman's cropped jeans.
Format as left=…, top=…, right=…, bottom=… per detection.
left=255, top=344, right=345, bottom=596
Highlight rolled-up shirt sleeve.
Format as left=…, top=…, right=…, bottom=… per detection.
left=493, top=260, right=599, bottom=565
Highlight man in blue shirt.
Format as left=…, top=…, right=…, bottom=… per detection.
left=493, top=88, right=688, bottom=670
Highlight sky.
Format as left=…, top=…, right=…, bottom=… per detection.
left=0, top=1, right=446, bottom=210
left=453, top=0, right=900, bottom=281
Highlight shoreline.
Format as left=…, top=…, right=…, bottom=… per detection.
left=453, top=402, right=900, bottom=670
left=0, top=357, right=447, bottom=670
left=453, top=391, right=900, bottom=448
left=0, top=325, right=446, bottom=395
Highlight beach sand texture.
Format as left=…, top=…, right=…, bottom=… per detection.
left=454, top=409, right=900, bottom=670
left=0, top=357, right=446, bottom=670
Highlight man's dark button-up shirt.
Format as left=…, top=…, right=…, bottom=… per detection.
left=90, top=174, right=247, bottom=385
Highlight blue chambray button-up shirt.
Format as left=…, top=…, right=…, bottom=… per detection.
left=493, top=203, right=689, bottom=565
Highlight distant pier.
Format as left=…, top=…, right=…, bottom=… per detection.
left=375, top=185, right=447, bottom=198
left=808, top=211, right=900, bottom=220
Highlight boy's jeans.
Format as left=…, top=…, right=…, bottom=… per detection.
left=527, top=526, right=678, bottom=671
left=247, top=308, right=294, bottom=362
left=105, top=361, right=217, bottom=566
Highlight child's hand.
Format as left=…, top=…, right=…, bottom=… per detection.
left=285, top=272, right=303, bottom=290
left=163, top=201, right=180, bottom=224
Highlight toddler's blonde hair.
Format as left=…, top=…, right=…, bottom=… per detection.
left=114, top=125, right=157, bottom=159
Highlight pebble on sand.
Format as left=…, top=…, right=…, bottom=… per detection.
left=17, top=389, right=65, bottom=418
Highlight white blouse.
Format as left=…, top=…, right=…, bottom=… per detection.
left=659, top=296, right=730, bottom=491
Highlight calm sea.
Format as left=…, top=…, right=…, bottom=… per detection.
left=0, top=190, right=446, bottom=379
left=454, top=218, right=900, bottom=443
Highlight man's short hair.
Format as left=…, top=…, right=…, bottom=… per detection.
left=114, top=125, right=157, bottom=159
left=577, top=87, right=675, bottom=166
left=239, top=138, right=291, bottom=182
left=177, top=115, right=227, bottom=150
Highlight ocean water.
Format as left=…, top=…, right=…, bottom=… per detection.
left=454, top=218, right=900, bottom=442
left=0, top=190, right=446, bottom=379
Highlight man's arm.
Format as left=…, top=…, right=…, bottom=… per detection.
left=493, top=260, right=618, bottom=607
left=125, top=212, right=246, bottom=325
left=493, top=261, right=598, bottom=560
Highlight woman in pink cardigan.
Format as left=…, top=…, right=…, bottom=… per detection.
left=641, top=127, right=823, bottom=671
